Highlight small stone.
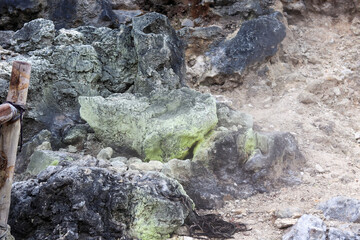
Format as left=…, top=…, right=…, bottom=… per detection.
left=333, top=87, right=341, bottom=96
left=35, top=141, right=52, bottom=151
left=181, top=19, right=194, bottom=28
left=128, top=157, right=142, bottom=164
left=129, top=160, right=163, bottom=172
left=298, top=92, right=317, bottom=104
left=275, top=207, right=303, bottom=219
left=67, top=145, right=77, bottom=153
left=274, top=218, right=297, bottom=229
left=110, top=156, right=128, bottom=164
left=315, top=164, right=325, bottom=173
left=96, top=147, right=113, bottom=160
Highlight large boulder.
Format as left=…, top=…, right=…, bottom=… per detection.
left=0, top=13, right=184, bottom=144
left=10, top=165, right=193, bottom=240
left=79, top=88, right=218, bottom=161
left=132, top=12, right=186, bottom=95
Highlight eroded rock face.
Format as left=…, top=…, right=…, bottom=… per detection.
left=0, top=0, right=134, bottom=30
left=1, top=13, right=185, bottom=143
left=79, top=88, right=218, bottom=161
left=132, top=12, right=186, bottom=95
left=10, top=165, right=193, bottom=240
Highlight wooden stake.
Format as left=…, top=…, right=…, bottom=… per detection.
left=0, top=61, right=31, bottom=233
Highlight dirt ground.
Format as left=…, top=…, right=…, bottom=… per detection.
left=192, top=12, right=360, bottom=240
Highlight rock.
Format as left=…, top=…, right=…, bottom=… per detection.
left=298, top=92, right=318, bottom=104
left=97, top=147, right=114, bottom=160
left=0, top=0, right=123, bottom=30
left=328, top=225, right=360, bottom=240
left=35, top=141, right=52, bottom=151
left=110, top=156, right=128, bottom=164
left=209, top=12, right=286, bottom=75
left=129, top=160, right=163, bottom=172
left=0, top=31, right=14, bottom=48
left=113, top=10, right=143, bottom=24
left=275, top=207, right=303, bottom=219
left=318, top=196, right=360, bottom=223
left=181, top=19, right=194, bottom=28
left=275, top=218, right=298, bottom=229
left=67, top=145, right=78, bottom=153
left=301, top=0, right=359, bottom=16
left=351, top=16, right=360, bottom=36
left=128, top=157, right=142, bottom=164
left=79, top=88, right=218, bottom=161
left=62, top=124, right=88, bottom=146
left=192, top=128, right=304, bottom=205
left=132, top=12, right=186, bottom=95
left=10, top=166, right=193, bottom=240
left=211, top=0, right=274, bottom=17
left=26, top=150, right=79, bottom=175
left=16, top=129, right=52, bottom=173
left=216, top=103, right=253, bottom=129
left=162, top=159, right=192, bottom=183
left=315, top=164, right=325, bottom=173
left=12, top=18, right=55, bottom=53
left=110, top=160, right=128, bottom=173
left=282, top=214, right=327, bottom=240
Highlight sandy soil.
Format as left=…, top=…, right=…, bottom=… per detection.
left=192, top=12, right=360, bottom=240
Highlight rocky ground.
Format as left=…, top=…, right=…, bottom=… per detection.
left=197, top=11, right=360, bottom=240
left=2, top=0, right=360, bottom=239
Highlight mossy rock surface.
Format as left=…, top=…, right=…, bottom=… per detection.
left=79, top=88, right=218, bottom=161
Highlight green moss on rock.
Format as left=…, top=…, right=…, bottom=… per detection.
left=79, top=88, right=218, bottom=162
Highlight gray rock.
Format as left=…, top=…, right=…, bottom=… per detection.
left=26, top=150, right=79, bottom=175
left=113, top=10, right=143, bottom=24
left=282, top=214, right=327, bottom=240
left=212, top=0, right=274, bottom=17
left=0, top=31, right=14, bottom=48
left=181, top=19, right=194, bottom=28
left=318, top=196, right=360, bottom=223
left=16, top=129, right=52, bottom=173
left=62, top=124, right=88, bottom=146
left=12, top=18, right=55, bottom=53
left=96, top=147, right=114, bottom=160
left=10, top=166, right=193, bottom=240
left=129, top=160, right=163, bottom=172
left=132, top=12, right=186, bottom=95
left=328, top=225, right=360, bottom=240
left=162, top=159, right=192, bottom=183
left=210, top=12, right=286, bottom=75
left=275, top=207, right=303, bottom=219
left=79, top=88, right=218, bottom=161
left=0, top=0, right=122, bottom=30
left=216, top=103, right=253, bottom=129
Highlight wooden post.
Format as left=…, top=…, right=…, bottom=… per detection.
left=0, top=61, right=31, bottom=234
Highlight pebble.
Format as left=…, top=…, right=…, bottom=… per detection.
left=96, top=147, right=113, bottom=160
left=315, top=164, right=325, bottom=173
left=274, top=218, right=297, bottom=229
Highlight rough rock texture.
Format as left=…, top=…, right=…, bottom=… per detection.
left=185, top=12, right=286, bottom=87
left=10, top=165, right=193, bottom=240
left=328, top=225, right=360, bottom=240
left=282, top=214, right=327, bottom=240
left=0, top=0, right=139, bottom=30
left=209, top=12, right=286, bottom=75
left=187, top=128, right=304, bottom=208
left=79, top=88, right=218, bottom=161
left=211, top=0, right=274, bottom=17
left=0, top=13, right=185, bottom=148
left=132, top=12, right=186, bottom=95
left=318, top=196, right=360, bottom=223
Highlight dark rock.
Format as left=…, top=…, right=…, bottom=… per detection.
left=318, top=196, right=360, bottom=223
left=282, top=214, right=327, bottom=240
left=10, top=166, right=193, bottom=240
left=132, top=12, right=186, bottom=95
left=0, top=0, right=124, bottom=30
left=210, top=12, right=286, bottom=75
left=212, top=0, right=274, bottom=17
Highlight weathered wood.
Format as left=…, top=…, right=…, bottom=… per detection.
left=0, top=103, right=18, bottom=125
left=0, top=61, right=31, bottom=232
